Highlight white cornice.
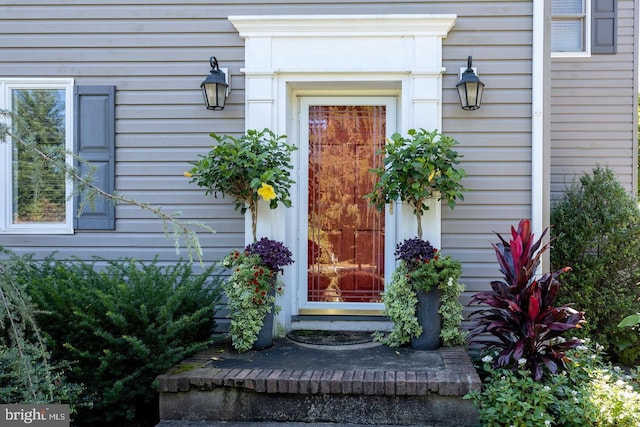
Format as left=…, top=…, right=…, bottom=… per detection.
left=229, top=14, right=457, bottom=38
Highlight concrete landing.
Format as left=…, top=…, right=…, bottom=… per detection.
left=156, top=338, right=480, bottom=426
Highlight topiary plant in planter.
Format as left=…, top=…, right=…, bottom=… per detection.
left=373, top=238, right=466, bottom=348
left=186, top=128, right=297, bottom=242
left=186, top=128, right=297, bottom=351
left=366, top=129, right=467, bottom=350
left=365, top=128, right=466, bottom=239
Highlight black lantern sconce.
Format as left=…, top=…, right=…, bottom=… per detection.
left=456, top=56, right=485, bottom=110
left=201, top=56, right=229, bottom=110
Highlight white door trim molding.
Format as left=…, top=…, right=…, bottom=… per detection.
left=229, top=14, right=456, bottom=330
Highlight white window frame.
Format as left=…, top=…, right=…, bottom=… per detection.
left=552, top=0, right=592, bottom=57
left=0, top=78, right=74, bottom=234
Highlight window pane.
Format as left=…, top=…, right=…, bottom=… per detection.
left=11, top=88, right=66, bottom=224
left=552, top=0, right=584, bottom=15
left=307, top=105, right=385, bottom=303
left=552, top=21, right=584, bottom=51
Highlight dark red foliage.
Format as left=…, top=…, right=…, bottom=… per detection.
left=468, top=219, right=586, bottom=380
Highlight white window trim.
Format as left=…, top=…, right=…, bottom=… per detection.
left=0, top=78, right=74, bottom=234
left=551, top=0, right=592, bottom=58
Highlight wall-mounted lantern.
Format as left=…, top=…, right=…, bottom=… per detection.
left=456, top=56, right=485, bottom=110
left=201, top=56, right=228, bottom=110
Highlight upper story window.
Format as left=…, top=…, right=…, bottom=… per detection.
left=0, top=79, right=74, bottom=234
left=552, top=0, right=591, bottom=56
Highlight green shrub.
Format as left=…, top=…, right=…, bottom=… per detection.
left=0, top=344, right=83, bottom=406
left=466, top=340, right=640, bottom=426
left=14, top=255, right=223, bottom=426
left=550, top=167, right=640, bottom=365
left=0, top=248, right=83, bottom=407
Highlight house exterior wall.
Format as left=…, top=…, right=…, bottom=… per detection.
left=439, top=1, right=536, bottom=308
left=0, top=1, right=537, bottom=315
left=550, top=0, right=639, bottom=200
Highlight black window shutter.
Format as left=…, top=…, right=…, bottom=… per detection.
left=592, top=0, right=617, bottom=54
left=73, top=85, right=116, bottom=230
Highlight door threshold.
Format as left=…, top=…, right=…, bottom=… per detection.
left=297, top=309, right=385, bottom=316
left=292, top=314, right=388, bottom=321
left=291, top=315, right=392, bottom=332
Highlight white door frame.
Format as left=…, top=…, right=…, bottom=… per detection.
left=229, top=14, right=455, bottom=331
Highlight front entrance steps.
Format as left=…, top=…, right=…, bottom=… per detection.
left=290, top=315, right=393, bottom=333
left=156, top=337, right=481, bottom=426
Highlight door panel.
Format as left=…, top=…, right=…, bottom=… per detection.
left=301, top=99, right=394, bottom=312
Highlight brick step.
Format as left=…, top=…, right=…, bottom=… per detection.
left=156, top=339, right=480, bottom=426
left=157, top=366, right=477, bottom=396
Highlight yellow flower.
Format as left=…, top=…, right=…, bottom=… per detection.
left=184, top=171, right=193, bottom=177
left=257, top=183, right=276, bottom=201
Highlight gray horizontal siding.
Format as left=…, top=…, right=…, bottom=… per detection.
left=0, top=1, right=535, bottom=308
left=550, top=0, right=638, bottom=200
left=441, top=0, right=533, bottom=303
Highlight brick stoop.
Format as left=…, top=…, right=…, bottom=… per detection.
left=156, top=339, right=481, bottom=426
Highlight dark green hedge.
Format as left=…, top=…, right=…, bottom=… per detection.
left=13, top=255, right=223, bottom=426
left=551, top=167, right=640, bottom=365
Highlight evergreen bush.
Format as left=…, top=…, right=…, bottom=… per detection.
left=0, top=248, right=82, bottom=407
left=551, top=167, right=640, bottom=365
left=13, top=254, right=223, bottom=426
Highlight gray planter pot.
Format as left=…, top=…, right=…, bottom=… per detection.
left=253, top=288, right=275, bottom=350
left=410, top=287, right=441, bottom=350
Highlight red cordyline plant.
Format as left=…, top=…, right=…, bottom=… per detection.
left=468, top=219, right=586, bottom=380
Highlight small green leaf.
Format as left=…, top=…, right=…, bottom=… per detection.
left=618, top=314, right=640, bottom=328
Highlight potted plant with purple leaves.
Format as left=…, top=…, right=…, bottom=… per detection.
left=365, top=129, right=467, bottom=350
left=186, top=128, right=296, bottom=351
left=373, top=238, right=466, bottom=350
left=467, top=219, right=586, bottom=380
left=222, top=238, right=293, bottom=352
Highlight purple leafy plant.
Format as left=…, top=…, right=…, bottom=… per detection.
left=394, top=238, right=438, bottom=271
left=468, top=219, right=586, bottom=380
left=245, top=237, right=294, bottom=273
